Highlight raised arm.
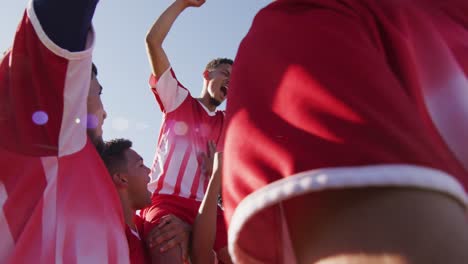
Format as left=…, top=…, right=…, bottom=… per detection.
left=191, top=142, right=222, bottom=264
left=33, top=0, right=98, bottom=51
left=145, top=0, right=205, bottom=79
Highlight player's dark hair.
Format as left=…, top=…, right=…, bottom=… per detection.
left=205, top=58, right=233, bottom=71
left=100, top=138, right=132, bottom=176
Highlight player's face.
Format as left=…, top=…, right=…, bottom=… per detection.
left=206, top=63, right=232, bottom=107
left=87, top=72, right=107, bottom=151
left=124, top=148, right=152, bottom=210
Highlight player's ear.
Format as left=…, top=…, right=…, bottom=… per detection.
left=203, top=70, right=211, bottom=80
left=111, top=172, right=128, bottom=188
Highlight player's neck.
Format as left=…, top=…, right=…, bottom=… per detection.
left=119, top=195, right=137, bottom=231
left=197, top=97, right=216, bottom=112
left=124, top=208, right=137, bottom=231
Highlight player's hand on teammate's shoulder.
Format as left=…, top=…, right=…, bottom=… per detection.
left=146, top=214, right=192, bottom=262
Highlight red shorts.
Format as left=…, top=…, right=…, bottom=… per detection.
left=141, top=194, right=228, bottom=253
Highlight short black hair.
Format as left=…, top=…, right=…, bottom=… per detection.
left=100, top=138, right=132, bottom=176
left=91, top=62, right=98, bottom=76
left=205, top=58, right=233, bottom=71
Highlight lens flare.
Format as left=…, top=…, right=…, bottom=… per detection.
left=174, top=121, right=188, bottom=136
left=136, top=122, right=149, bottom=130
left=87, top=114, right=99, bottom=129
left=112, top=117, right=129, bottom=131
left=199, top=124, right=210, bottom=136
left=32, top=111, right=48, bottom=125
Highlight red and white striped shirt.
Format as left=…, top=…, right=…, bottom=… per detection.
left=0, top=3, right=129, bottom=263
left=149, top=67, right=225, bottom=201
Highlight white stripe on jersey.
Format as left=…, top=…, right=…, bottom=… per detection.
left=0, top=182, right=14, bottom=261
left=41, top=157, right=59, bottom=262
left=407, top=20, right=468, bottom=171
left=58, top=59, right=91, bottom=157
left=148, top=133, right=169, bottom=193
left=159, top=139, right=189, bottom=195
left=423, top=68, right=468, bottom=170
left=179, top=150, right=198, bottom=199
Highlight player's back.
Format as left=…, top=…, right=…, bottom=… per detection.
left=358, top=0, right=468, bottom=177
left=224, top=0, right=468, bottom=217
left=148, top=67, right=225, bottom=202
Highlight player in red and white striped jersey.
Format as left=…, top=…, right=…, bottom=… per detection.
left=223, top=0, right=468, bottom=263
left=0, top=0, right=128, bottom=263
left=141, top=0, right=232, bottom=263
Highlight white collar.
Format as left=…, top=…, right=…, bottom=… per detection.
left=128, top=225, right=141, bottom=240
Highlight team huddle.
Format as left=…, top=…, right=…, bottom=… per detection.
left=1, top=0, right=468, bottom=264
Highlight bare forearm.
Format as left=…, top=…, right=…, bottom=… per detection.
left=146, top=0, right=186, bottom=46
left=191, top=175, right=221, bottom=264
left=145, top=0, right=187, bottom=77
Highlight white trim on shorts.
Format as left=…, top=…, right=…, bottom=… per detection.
left=228, top=164, right=468, bottom=263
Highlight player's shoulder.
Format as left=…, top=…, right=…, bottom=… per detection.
left=259, top=0, right=427, bottom=19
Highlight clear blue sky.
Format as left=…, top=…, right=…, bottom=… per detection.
left=0, top=0, right=270, bottom=164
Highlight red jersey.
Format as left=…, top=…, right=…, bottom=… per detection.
left=0, top=3, right=128, bottom=263
left=148, top=67, right=225, bottom=201
left=223, top=0, right=468, bottom=262
left=126, top=215, right=149, bottom=264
